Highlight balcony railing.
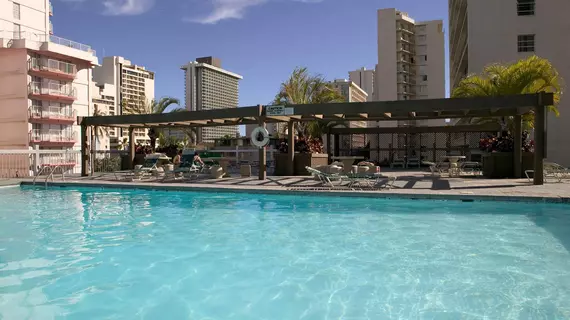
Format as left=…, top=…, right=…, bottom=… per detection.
left=49, top=2, right=53, bottom=16
left=29, top=129, right=76, bottom=144
left=29, top=106, right=76, bottom=122
left=1, top=30, right=96, bottom=56
left=28, top=81, right=77, bottom=99
left=29, top=57, right=77, bottom=78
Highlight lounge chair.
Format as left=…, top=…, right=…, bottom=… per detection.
left=391, top=157, right=406, bottom=169
left=525, top=162, right=570, bottom=183
left=306, top=166, right=347, bottom=188
left=407, top=157, right=420, bottom=168
left=346, top=172, right=398, bottom=190
left=460, top=161, right=482, bottom=175
left=422, top=161, right=444, bottom=176
left=114, top=157, right=158, bottom=181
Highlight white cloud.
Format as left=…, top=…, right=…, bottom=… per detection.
left=102, top=0, right=154, bottom=15
left=187, top=0, right=323, bottom=24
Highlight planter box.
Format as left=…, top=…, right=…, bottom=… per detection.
left=294, top=153, right=328, bottom=176
left=482, top=152, right=534, bottom=178
left=274, top=153, right=329, bottom=176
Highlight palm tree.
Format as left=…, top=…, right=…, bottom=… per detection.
left=92, top=105, right=109, bottom=150
left=452, top=55, right=563, bottom=131
left=273, top=67, right=346, bottom=138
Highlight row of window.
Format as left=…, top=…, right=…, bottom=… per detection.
left=517, top=0, right=535, bottom=16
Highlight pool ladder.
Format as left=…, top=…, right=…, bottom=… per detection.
left=32, top=166, right=65, bottom=187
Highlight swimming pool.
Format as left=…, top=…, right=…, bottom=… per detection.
left=0, top=186, right=569, bottom=319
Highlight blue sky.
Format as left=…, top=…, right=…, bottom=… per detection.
left=54, top=0, right=450, bottom=108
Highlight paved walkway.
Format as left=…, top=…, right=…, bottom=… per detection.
left=12, top=170, right=570, bottom=203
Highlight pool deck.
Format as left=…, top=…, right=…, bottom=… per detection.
left=5, top=169, right=570, bottom=203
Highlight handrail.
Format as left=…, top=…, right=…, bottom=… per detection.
left=33, top=165, right=65, bottom=186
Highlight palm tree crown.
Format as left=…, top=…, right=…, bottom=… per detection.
left=273, top=67, right=346, bottom=137
left=452, top=55, right=563, bottom=129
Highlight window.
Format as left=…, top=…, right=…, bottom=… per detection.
left=517, top=0, right=535, bottom=16
left=13, top=2, right=20, bottom=19
left=422, top=75, right=428, bottom=81
left=518, top=34, right=535, bottom=52
left=13, top=23, right=21, bottom=39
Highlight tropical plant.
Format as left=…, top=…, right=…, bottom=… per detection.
left=92, top=105, right=109, bottom=150
left=273, top=67, right=346, bottom=139
left=452, top=55, right=563, bottom=131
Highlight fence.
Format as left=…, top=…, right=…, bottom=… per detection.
left=333, top=132, right=494, bottom=165
left=0, top=149, right=81, bottom=179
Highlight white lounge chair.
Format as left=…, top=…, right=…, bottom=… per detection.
left=306, top=166, right=347, bottom=188
left=391, top=157, right=406, bottom=169
left=407, top=157, right=420, bottom=168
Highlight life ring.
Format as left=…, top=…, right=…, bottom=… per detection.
left=251, top=127, right=270, bottom=148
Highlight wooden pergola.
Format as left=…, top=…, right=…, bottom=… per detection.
left=80, top=93, right=554, bottom=185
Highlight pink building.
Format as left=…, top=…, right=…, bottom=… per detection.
left=0, top=0, right=98, bottom=151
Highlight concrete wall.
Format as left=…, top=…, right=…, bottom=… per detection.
left=0, top=0, right=49, bottom=37
left=0, top=48, right=29, bottom=149
left=422, top=20, right=446, bottom=99
left=464, top=0, right=570, bottom=166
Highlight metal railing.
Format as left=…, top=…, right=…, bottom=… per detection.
left=29, top=106, right=75, bottom=121
left=29, top=129, right=77, bottom=143
left=0, top=149, right=81, bottom=178
left=29, top=57, right=77, bottom=77
left=1, top=30, right=95, bottom=56
left=28, top=81, right=77, bottom=98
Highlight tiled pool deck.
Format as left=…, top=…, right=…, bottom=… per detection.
left=3, top=170, right=570, bottom=203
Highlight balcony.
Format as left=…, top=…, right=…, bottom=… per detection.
left=28, top=81, right=77, bottom=102
left=49, top=2, right=53, bottom=16
left=29, top=129, right=77, bottom=146
left=29, top=106, right=76, bottom=124
left=49, top=22, right=53, bottom=35
left=28, top=57, right=77, bottom=80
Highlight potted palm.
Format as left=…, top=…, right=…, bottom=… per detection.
left=273, top=67, right=345, bottom=175
left=452, top=55, right=563, bottom=178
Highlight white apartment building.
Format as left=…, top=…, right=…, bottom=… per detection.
left=181, top=57, right=242, bottom=145
left=376, top=8, right=446, bottom=127
left=449, top=0, right=570, bottom=166
left=348, top=67, right=375, bottom=101
left=90, top=81, right=117, bottom=150
left=330, top=79, right=368, bottom=148
left=92, top=56, right=155, bottom=147
left=0, top=0, right=97, bottom=152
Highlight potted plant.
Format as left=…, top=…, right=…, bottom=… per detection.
left=480, top=131, right=535, bottom=178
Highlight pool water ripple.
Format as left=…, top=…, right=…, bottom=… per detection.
left=0, top=186, right=569, bottom=319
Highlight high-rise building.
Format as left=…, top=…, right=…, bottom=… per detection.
left=348, top=67, right=375, bottom=101
left=90, top=82, right=117, bottom=150
left=330, top=79, right=368, bottom=148
left=0, top=0, right=97, bottom=151
left=376, top=8, right=446, bottom=126
left=449, top=0, right=570, bottom=165
left=181, top=57, right=242, bottom=144
left=93, top=56, right=155, bottom=147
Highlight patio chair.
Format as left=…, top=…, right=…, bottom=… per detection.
left=422, top=161, right=444, bottom=176
left=306, top=166, right=347, bottom=188
left=460, top=161, right=482, bottom=175
left=114, top=158, right=158, bottom=181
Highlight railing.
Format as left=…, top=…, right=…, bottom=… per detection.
left=0, top=149, right=81, bottom=178
left=29, top=57, right=77, bottom=77
left=49, top=35, right=95, bottom=55
left=0, top=30, right=96, bottom=56
left=28, top=81, right=77, bottom=99
left=29, top=106, right=75, bottom=121
left=49, top=1, right=53, bottom=15
left=30, top=129, right=77, bottom=143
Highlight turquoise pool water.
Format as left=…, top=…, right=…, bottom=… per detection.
left=0, top=186, right=569, bottom=319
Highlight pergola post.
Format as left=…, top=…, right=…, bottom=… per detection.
left=287, top=121, right=295, bottom=176
left=326, top=128, right=331, bottom=164
left=333, top=134, right=340, bottom=157
left=128, top=127, right=135, bottom=170
left=534, top=105, right=546, bottom=185
left=513, top=115, right=522, bottom=178
left=258, top=106, right=267, bottom=180
left=80, top=124, right=89, bottom=177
